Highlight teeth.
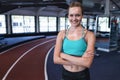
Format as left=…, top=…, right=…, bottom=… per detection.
left=72, top=22, right=76, bottom=24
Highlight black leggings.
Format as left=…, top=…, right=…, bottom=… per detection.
left=61, top=67, right=90, bottom=80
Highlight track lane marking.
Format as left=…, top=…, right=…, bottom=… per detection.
left=44, top=46, right=55, bottom=80
left=2, top=39, right=55, bottom=80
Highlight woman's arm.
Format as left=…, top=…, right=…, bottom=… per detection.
left=53, top=31, right=73, bottom=65
left=60, top=31, right=96, bottom=68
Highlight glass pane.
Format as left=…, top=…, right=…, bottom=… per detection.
left=12, top=15, right=35, bottom=33
left=23, top=16, right=35, bottom=33
left=0, top=15, right=6, bottom=34
left=48, top=17, right=56, bottom=32
left=39, top=16, right=48, bottom=32
left=88, top=18, right=94, bottom=30
left=98, top=17, right=110, bottom=32
left=59, top=17, right=65, bottom=31
left=12, top=15, right=24, bottom=33
left=81, top=18, right=87, bottom=28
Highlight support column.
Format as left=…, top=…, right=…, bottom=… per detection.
left=35, top=15, right=39, bottom=33
left=104, top=0, right=110, bottom=15
left=6, top=14, right=12, bottom=34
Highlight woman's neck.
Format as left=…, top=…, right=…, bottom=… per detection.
left=70, top=25, right=82, bottom=31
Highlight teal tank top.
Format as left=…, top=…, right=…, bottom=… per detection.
left=62, top=28, right=87, bottom=57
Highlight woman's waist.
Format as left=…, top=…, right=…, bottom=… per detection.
left=63, top=65, right=86, bottom=72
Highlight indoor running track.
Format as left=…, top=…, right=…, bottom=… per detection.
left=0, top=37, right=56, bottom=80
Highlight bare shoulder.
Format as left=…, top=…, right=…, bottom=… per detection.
left=85, top=30, right=96, bottom=41
left=57, top=30, right=66, bottom=40
left=87, top=30, right=95, bottom=36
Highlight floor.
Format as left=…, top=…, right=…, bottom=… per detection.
left=0, top=35, right=120, bottom=80
left=0, top=37, right=56, bottom=80
left=47, top=49, right=120, bottom=80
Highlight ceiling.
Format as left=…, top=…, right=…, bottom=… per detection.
left=0, top=0, right=120, bottom=16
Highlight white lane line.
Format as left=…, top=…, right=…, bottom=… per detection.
left=44, top=46, right=54, bottom=80
left=2, top=39, right=55, bottom=80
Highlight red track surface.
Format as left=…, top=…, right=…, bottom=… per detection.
left=0, top=38, right=56, bottom=80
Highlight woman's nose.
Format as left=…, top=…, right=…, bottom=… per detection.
left=72, top=15, right=76, bottom=20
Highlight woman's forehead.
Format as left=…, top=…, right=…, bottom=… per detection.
left=69, top=7, right=82, bottom=14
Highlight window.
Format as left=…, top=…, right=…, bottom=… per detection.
left=88, top=18, right=95, bottom=30
left=48, top=17, right=56, bottom=32
left=98, top=17, right=110, bottom=32
left=59, top=17, right=66, bottom=31
left=39, top=16, right=48, bottom=32
left=11, top=15, right=35, bottom=33
left=0, top=15, right=6, bottom=34
left=39, top=16, right=56, bottom=32
left=81, top=18, right=87, bottom=28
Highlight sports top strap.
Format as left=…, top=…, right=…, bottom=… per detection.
left=65, top=27, right=86, bottom=38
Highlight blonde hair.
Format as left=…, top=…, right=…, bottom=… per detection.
left=68, top=2, right=84, bottom=15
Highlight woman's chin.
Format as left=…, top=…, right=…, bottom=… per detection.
left=71, top=24, right=79, bottom=27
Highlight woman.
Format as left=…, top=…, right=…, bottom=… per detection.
left=54, top=1, right=96, bottom=80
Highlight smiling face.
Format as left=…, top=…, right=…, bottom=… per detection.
left=68, top=7, right=83, bottom=27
